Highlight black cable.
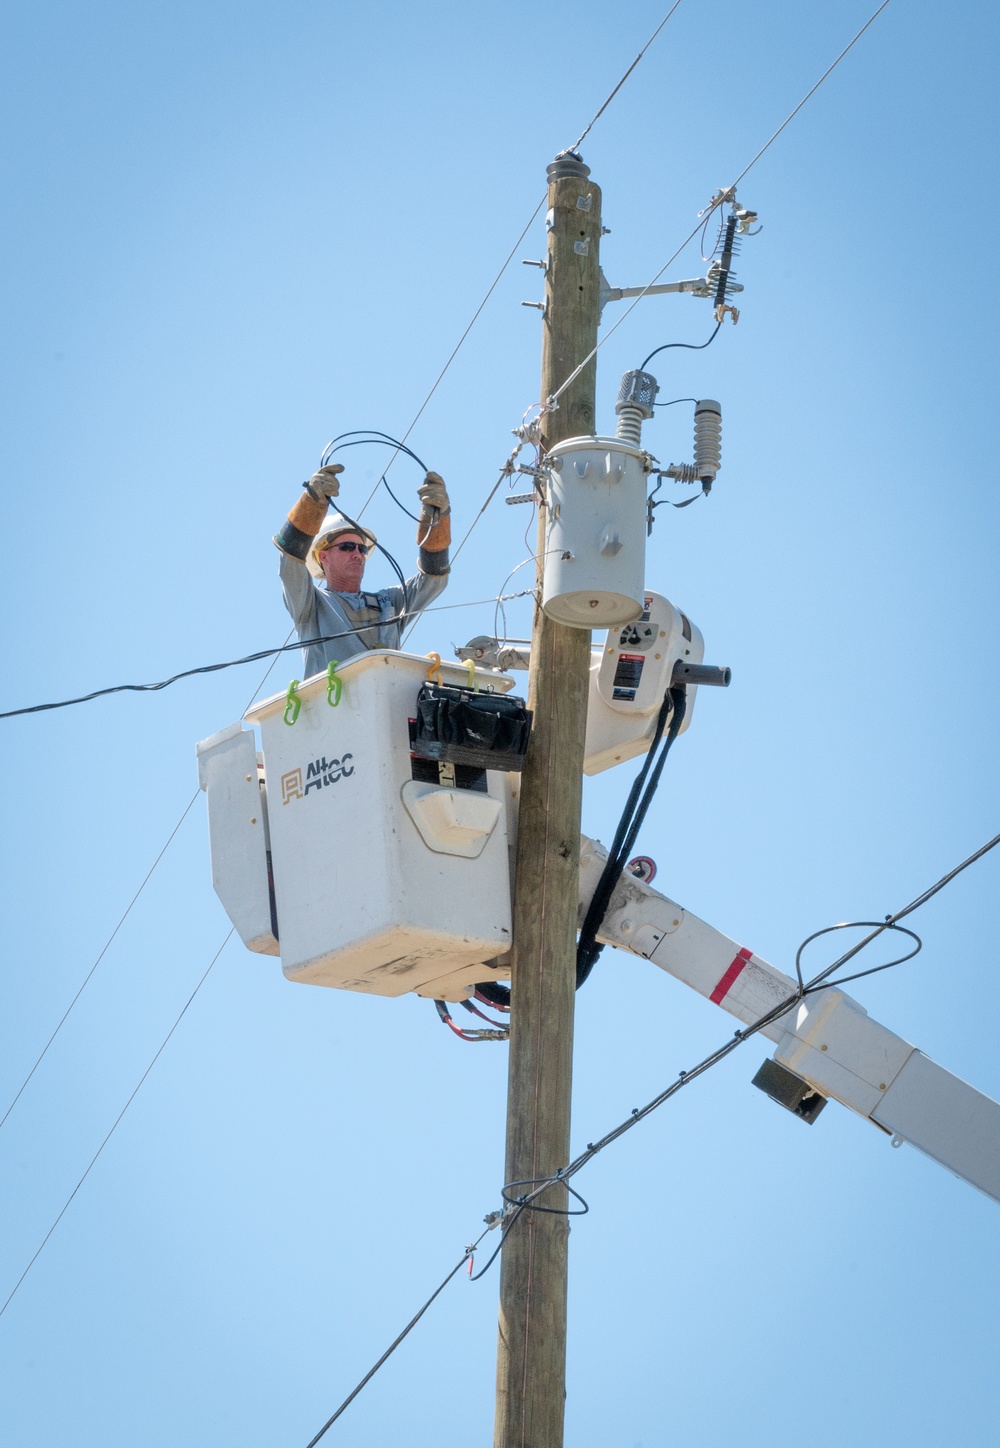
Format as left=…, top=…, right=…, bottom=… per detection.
left=794, top=921, right=922, bottom=994
left=576, top=685, right=687, bottom=987
left=320, top=431, right=429, bottom=474
left=0, top=618, right=409, bottom=719
left=378, top=473, right=420, bottom=522
left=473, top=980, right=511, bottom=1011
left=0, top=584, right=535, bottom=721
left=640, top=321, right=722, bottom=372
left=653, top=395, right=698, bottom=409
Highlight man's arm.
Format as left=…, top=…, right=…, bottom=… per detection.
left=274, top=465, right=344, bottom=636
left=416, top=471, right=451, bottom=578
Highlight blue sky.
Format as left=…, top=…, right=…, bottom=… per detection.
left=2, top=2, right=999, bottom=1444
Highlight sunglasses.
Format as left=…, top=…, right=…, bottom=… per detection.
left=322, top=539, right=370, bottom=556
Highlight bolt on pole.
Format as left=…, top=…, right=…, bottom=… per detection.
left=493, top=151, right=602, bottom=1448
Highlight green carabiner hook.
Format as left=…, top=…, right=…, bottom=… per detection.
left=283, top=679, right=302, bottom=726
left=326, top=660, right=342, bottom=708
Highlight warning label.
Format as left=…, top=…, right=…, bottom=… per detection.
left=612, top=652, right=645, bottom=702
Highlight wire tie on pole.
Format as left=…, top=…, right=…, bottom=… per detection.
left=283, top=680, right=302, bottom=726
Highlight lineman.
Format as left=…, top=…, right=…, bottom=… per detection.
left=274, top=463, right=451, bottom=677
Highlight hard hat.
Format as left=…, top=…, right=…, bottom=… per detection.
left=307, top=512, right=379, bottom=579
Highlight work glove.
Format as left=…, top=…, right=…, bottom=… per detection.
left=305, top=464, right=344, bottom=502
left=417, top=471, right=450, bottom=519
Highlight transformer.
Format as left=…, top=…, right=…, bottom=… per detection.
left=540, top=436, right=649, bottom=628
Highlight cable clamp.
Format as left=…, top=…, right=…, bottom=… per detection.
left=698, top=185, right=737, bottom=218
left=325, top=660, right=342, bottom=708
left=283, top=680, right=302, bottom=726
left=714, top=302, right=740, bottom=325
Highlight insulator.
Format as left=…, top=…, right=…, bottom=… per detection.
left=713, top=216, right=739, bottom=308
left=663, top=461, right=699, bottom=484
left=693, top=400, right=722, bottom=483
left=616, top=405, right=645, bottom=446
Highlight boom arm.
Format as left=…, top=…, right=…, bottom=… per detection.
left=580, top=837, right=1000, bottom=1205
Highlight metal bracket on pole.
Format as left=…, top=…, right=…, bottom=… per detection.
left=598, top=265, right=744, bottom=319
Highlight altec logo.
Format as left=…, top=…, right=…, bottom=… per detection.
left=281, top=754, right=354, bottom=805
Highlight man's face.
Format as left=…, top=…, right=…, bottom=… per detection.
left=319, top=533, right=369, bottom=591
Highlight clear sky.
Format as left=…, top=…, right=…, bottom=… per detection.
left=2, top=2, right=999, bottom=1444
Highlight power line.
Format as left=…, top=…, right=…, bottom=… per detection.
left=304, top=1226, right=495, bottom=1447
left=0, top=931, right=233, bottom=1321
left=569, top=0, right=686, bottom=152
left=0, top=794, right=199, bottom=1131
left=728, top=0, right=892, bottom=194
left=307, top=825, right=998, bottom=1430
left=547, top=0, right=894, bottom=409
left=351, top=3, right=689, bottom=523
left=0, top=641, right=294, bottom=1133
left=354, top=198, right=547, bottom=520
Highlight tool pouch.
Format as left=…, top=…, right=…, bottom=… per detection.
left=411, top=683, right=532, bottom=772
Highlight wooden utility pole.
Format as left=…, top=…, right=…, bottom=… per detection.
left=493, top=151, right=602, bottom=1448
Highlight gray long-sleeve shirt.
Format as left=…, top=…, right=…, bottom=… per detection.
left=279, top=553, right=448, bottom=679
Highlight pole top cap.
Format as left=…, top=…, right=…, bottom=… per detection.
left=547, top=150, right=590, bottom=181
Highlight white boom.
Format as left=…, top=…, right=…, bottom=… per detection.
left=580, top=837, right=1000, bottom=1205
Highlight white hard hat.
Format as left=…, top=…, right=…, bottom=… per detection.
left=307, top=512, right=379, bottom=578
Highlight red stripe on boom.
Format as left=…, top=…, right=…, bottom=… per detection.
left=710, top=947, right=753, bottom=1005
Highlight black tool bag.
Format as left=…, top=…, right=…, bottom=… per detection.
left=411, top=683, right=532, bottom=772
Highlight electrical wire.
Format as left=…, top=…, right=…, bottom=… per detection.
left=433, top=999, right=508, bottom=1043
left=342, top=3, right=689, bottom=531
left=304, top=1224, right=496, bottom=1447
left=568, top=0, right=686, bottom=152
left=0, top=796, right=199, bottom=1130
left=640, top=321, right=721, bottom=372
left=546, top=0, right=894, bottom=411
left=700, top=206, right=726, bottom=263
left=0, top=930, right=233, bottom=1321
left=378, top=474, right=420, bottom=523
left=0, top=637, right=294, bottom=1133
left=485, top=830, right=1000, bottom=1224
left=576, top=684, right=687, bottom=988
left=315, top=827, right=998, bottom=1430
left=319, top=431, right=428, bottom=474
left=0, top=593, right=533, bottom=721
left=0, top=620, right=408, bottom=719
left=352, top=201, right=547, bottom=521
